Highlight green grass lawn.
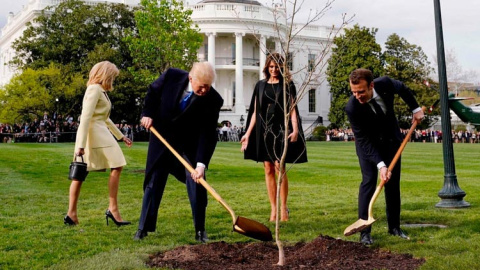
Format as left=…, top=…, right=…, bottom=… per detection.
left=1, top=141, right=479, bottom=269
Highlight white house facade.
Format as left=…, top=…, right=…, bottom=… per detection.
left=0, top=0, right=334, bottom=129
left=0, top=0, right=140, bottom=86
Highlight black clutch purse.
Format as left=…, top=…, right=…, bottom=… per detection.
left=68, top=155, right=88, bottom=181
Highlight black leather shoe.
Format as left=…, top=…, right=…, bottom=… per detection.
left=195, top=231, right=208, bottom=243
left=360, top=231, right=373, bottom=245
left=388, top=227, right=410, bottom=240
left=133, top=229, right=148, bottom=240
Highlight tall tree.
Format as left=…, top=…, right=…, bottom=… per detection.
left=0, top=64, right=84, bottom=123
left=326, top=24, right=384, bottom=128
left=11, top=0, right=137, bottom=73
left=383, top=33, right=437, bottom=129
left=8, top=0, right=142, bottom=123
left=383, top=33, right=430, bottom=82
left=124, top=0, right=203, bottom=84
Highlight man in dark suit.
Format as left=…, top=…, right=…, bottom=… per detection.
left=346, top=68, right=424, bottom=245
left=134, top=62, right=223, bottom=242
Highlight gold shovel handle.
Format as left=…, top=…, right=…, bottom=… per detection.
left=149, top=127, right=237, bottom=222
left=367, top=111, right=423, bottom=218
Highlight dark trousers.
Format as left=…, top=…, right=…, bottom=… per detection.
left=358, top=147, right=401, bottom=233
left=138, top=156, right=208, bottom=233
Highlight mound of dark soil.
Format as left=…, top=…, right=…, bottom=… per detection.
left=147, top=235, right=424, bottom=270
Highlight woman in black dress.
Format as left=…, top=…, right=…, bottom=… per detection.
left=240, top=53, right=307, bottom=221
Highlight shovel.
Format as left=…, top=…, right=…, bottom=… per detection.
left=344, top=119, right=419, bottom=236
left=149, top=127, right=273, bottom=241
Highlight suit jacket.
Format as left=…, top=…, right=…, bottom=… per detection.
left=142, top=68, right=224, bottom=180
left=75, top=84, right=124, bottom=150
left=346, top=76, right=419, bottom=165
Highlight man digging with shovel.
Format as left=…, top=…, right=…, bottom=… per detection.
left=345, top=68, right=424, bottom=245
left=134, top=62, right=223, bottom=242
left=134, top=62, right=272, bottom=242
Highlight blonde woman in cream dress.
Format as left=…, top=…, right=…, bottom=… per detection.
left=64, top=61, right=132, bottom=226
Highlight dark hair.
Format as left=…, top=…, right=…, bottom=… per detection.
left=262, top=53, right=290, bottom=81
left=349, top=68, right=373, bottom=85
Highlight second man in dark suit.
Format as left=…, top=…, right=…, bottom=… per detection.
left=134, top=62, right=223, bottom=242
left=346, top=68, right=424, bottom=245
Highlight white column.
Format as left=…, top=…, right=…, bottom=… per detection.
left=235, top=32, right=245, bottom=114
left=206, top=32, right=216, bottom=87
left=259, top=35, right=267, bottom=80
left=275, top=39, right=281, bottom=53
left=206, top=32, right=216, bottom=67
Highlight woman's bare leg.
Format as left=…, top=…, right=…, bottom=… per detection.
left=264, top=161, right=277, bottom=221
left=67, top=180, right=83, bottom=224
left=108, top=167, right=125, bottom=221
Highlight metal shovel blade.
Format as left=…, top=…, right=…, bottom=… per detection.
left=234, top=216, right=273, bottom=241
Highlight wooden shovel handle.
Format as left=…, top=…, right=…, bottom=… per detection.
left=367, top=110, right=423, bottom=219
left=381, top=107, right=425, bottom=187
left=387, top=121, right=418, bottom=172
left=149, top=127, right=237, bottom=222
left=382, top=106, right=427, bottom=177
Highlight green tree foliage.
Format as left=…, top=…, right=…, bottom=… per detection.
left=326, top=25, right=384, bottom=128
left=7, top=0, right=143, bottom=123
left=0, top=64, right=84, bottom=123
left=310, top=125, right=327, bottom=141
left=383, top=34, right=431, bottom=83
left=11, top=0, right=136, bottom=72
left=125, top=0, right=203, bottom=84
left=383, top=33, right=438, bottom=129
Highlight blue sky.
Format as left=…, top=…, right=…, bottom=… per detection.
left=1, top=0, right=479, bottom=83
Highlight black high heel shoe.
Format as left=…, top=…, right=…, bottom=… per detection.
left=105, top=209, right=131, bottom=226
left=64, top=215, right=76, bottom=226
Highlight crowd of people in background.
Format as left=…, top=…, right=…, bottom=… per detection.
left=407, top=129, right=479, bottom=143
left=326, top=128, right=480, bottom=143
left=0, top=112, right=246, bottom=144
left=0, top=111, right=149, bottom=143
left=218, top=123, right=244, bottom=142
left=0, top=113, right=247, bottom=143
left=326, top=128, right=355, bottom=142
left=2, top=112, right=479, bottom=144
left=0, top=112, right=78, bottom=143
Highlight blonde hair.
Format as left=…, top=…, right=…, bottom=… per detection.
left=190, top=62, right=216, bottom=85
left=87, top=61, right=119, bottom=91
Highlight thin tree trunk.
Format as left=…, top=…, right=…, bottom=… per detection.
left=276, top=68, right=290, bottom=266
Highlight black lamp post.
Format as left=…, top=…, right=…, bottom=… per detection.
left=433, top=0, right=469, bottom=208
left=240, top=115, right=245, bottom=126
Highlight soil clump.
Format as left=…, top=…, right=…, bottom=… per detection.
left=147, top=235, right=424, bottom=270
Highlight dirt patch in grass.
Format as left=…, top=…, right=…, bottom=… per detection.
left=147, top=235, right=424, bottom=270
